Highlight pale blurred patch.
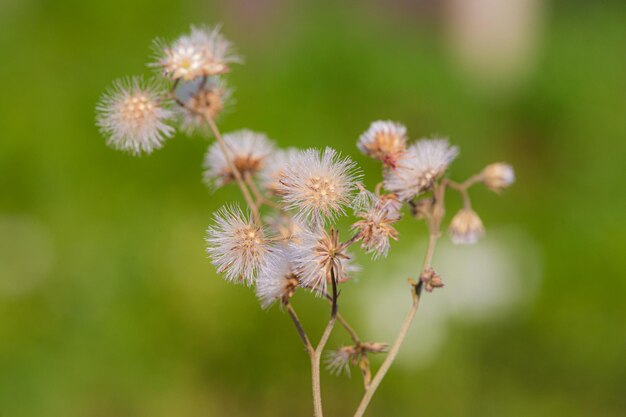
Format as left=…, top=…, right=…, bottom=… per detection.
left=0, top=215, right=54, bottom=296
left=445, top=0, right=545, bottom=92
left=362, top=226, right=542, bottom=369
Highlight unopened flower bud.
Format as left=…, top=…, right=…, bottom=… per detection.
left=449, top=208, right=485, bottom=245
left=482, top=162, right=515, bottom=192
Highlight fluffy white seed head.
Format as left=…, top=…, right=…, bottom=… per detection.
left=276, top=147, right=361, bottom=226
left=482, top=162, right=515, bottom=192
left=176, top=77, right=232, bottom=133
left=96, top=77, right=174, bottom=155
left=203, top=129, right=275, bottom=188
left=205, top=205, right=269, bottom=285
left=259, top=148, right=300, bottom=194
left=357, top=120, right=408, bottom=168
left=384, top=138, right=459, bottom=200
left=155, top=25, right=239, bottom=81
left=352, top=190, right=401, bottom=259
left=255, top=248, right=299, bottom=309
left=290, top=227, right=358, bottom=295
left=449, top=208, right=485, bottom=245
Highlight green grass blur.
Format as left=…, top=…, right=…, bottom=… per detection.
left=1, top=0, right=625, bottom=416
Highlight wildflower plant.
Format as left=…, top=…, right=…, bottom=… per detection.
left=96, top=24, right=515, bottom=417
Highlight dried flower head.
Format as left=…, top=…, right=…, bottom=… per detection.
left=291, top=227, right=358, bottom=295
left=176, top=77, right=232, bottom=133
left=357, top=120, right=408, bottom=168
left=420, top=267, right=444, bottom=292
left=203, top=129, right=275, bottom=188
left=449, top=208, right=485, bottom=245
left=325, top=346, right=358, bottom=376
left=352, top=190, right=401, bottom=259
left=384, top=138, right=459, bottom=200
left=325, top=342, right=388, bottom=377
left=259, top=148, right=300, bottom=194
left=96, top=77, right=174, bottom=155
left=205, top=205, right=269, bottom=285
left=360, top=342, right=389, bottom=354
left=155, top=25, right=239, bottom=81
left=482, top=162, right=515, bottom=192
left=277, top=147, right=361, bottom=226
left=256, top=248, right=299, bottom=309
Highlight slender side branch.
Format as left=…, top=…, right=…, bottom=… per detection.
left=285, top=302, right=315, bottom=356
left=352, top=283, right=424, bottom=417
left=336, top=313, right=361, bottom=345
left=353, top=194, right=443, bottom=416
left=203, top=115, right=261, bottom=224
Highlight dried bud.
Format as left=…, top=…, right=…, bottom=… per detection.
left=420, top=267, right=444, bottom=292
left=482, top=162, right=515, bottom=192
left=360, top=342, right=389, bottom=354
left=449, top=208, right=485, bottom=245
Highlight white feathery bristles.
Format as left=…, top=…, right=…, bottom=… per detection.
left=96, top=77, right=174, bottom=155
left=357, top=120, right=407, bottom=167
left=255, top=248, right=298, bottom=309
left=290, top=227, right=358, bottom=295
left=175, top=77, right=232, bottom=133
left=203, top=129, right=275, bottom=188
left=259, top=148, right=300, bottom=193
left=155, top=25, right=239, bottom=81
left=325, top=347, right=355, bottom=377
left=482, top=162, right=515, bottom=192
left=276, top=147, right=361, bottom=226
left=205, top=204, right=269, bottom=285
left=383, top=138, right=459, bottom=200
left=449, top=208, right=485, bottom=245
left=352, top=190, right=401, bottom=259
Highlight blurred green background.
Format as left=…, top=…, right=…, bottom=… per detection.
left=1, top=0, right=625, bottom=416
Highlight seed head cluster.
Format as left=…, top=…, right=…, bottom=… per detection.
left=96, top=25, right=517, bottom=393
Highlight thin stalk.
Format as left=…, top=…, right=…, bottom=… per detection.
left=244, top=171, right=264, bottom=206
left=337, top=314, right=361, bottom=345
left=203, top=115, right=260, bottom=223
left=285, top=302, right=314, bottom=356
left=321, top=291, right=362, bottom=345
left=310, top=267, right=340, bottom=417
left=353, top=215, right=441, bottom=417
